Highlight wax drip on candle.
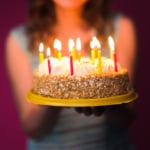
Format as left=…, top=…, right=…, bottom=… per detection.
left=47, top=47, right=51, bottom=74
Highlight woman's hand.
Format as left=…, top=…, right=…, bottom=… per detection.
left=74, top=100, right=137, bottom=127
left=74, top=106, right=105, bottom=116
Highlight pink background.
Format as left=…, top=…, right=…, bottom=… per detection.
left=0, top=0, right=149, bottom=150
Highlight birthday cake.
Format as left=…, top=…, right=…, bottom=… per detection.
left=32, top=56, right=131, bottom=99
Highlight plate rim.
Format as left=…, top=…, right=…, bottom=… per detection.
left=26, top=89, right=138, bottom=107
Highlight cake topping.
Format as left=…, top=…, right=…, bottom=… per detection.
left=38, top=36, right=120, bottom=76
left=38, top=56, right=120, bottom=76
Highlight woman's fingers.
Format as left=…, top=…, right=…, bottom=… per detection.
left=74, top=106, right=105, bottom=116
left=92, top=106, right=105, bottom=116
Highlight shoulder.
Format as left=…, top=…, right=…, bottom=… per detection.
left=10, top=24, right=27, bottom=37
left=5, top=25, right=32, bottom=81
left=117, top=15, right=137, bottom=50
left=6, top=25, right=28, bottom=61
left=6, top=24, right=29, bottom=53
left=112, top=13, right=135, bottom=28
left=6, top=24, right=29, bottom=62
left=110, top=14, right=137, bottom=48
left=111, top=14, right=136, bottom=38
left=112, top=13, right=136, bottom=38
left=9, top=24, right=27, bottom=42
left=119, top=15, right=136, bottom=36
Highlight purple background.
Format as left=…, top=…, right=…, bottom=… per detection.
left=0, top=0, right=149, bottom=150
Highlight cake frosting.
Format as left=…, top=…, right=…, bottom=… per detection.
left=38, top=57, right=117, bottom=76
left=32, top=56, right=131, bottom=99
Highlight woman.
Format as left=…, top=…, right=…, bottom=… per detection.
left=5, top=0, right=137, bottom=149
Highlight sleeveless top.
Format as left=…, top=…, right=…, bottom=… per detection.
left=10, top=14, right=135, bottom=150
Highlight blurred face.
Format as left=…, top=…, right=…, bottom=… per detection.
left=53, top=0, right=88, bottom=9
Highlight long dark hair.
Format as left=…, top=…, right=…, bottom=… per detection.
left=26, top=0, right=111, bottom=52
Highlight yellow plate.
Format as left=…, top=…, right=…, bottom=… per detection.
left=26, top=89, right=138, bottom=107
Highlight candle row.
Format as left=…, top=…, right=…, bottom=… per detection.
left=39, top=36, right=118, bottom=75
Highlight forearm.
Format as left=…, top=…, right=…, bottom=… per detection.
left=11, top=85, right=62, bottom=140
left=105, top=101, right=137, bottom=128
left=20, top=105, right=62, bottom=140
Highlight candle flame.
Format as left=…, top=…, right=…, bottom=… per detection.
left=54, top=39, right=62, bottom=51
left=76, top=37, right=81, bottom=51
left=90, top=36, right=101, bottom=49
left=92, top=36, right=97, bottom=41
left=90, top=40, right=94, bottom=49
left=68, top=38, right=75, bottom=52
left=39, top=42, right=44, bottom=52
left=96, top=40, right=101, bottom=49
left=47, top=47, right=51, bottom=57
left=108, top=36, right=114, bottom=51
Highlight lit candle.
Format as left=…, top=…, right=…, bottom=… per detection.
left=108, top=36, right=114, bottom=60
left=69, top=38, right=76, bottom=61
left=97, top=40, right=102, bottom=73
left=92, top=36, right=98, bottom=57
left=53, top=39, right=58, bottom=58
left=54, top=39, right=62, bottom=60
left=39, top=42, right=44, bottom=63
left=113, top=52, right=118, bottom=72
left=76, top=37, right=81, bottom=61
left=68, top=39, right=74, bottom=75
left=108, top=36, right=118, bottom=72
left=47, top=47, right=51, bottom=74
left=90, top=36, right=100, bottom=64
left=90, top=40, right=95, bottom=64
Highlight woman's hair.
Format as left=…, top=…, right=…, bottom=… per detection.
left=26, top=0, right=111, bottom=52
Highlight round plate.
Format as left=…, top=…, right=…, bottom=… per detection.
left=26, top=89, right=138, bottom=107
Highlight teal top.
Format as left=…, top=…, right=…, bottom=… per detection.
left=10, top=15, right=135, bottom=150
